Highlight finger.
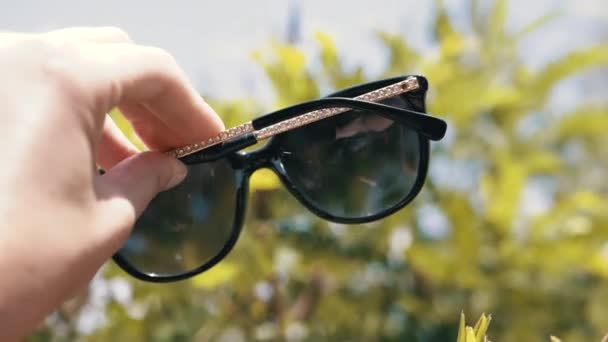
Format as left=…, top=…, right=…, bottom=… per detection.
left=45, top=26, right=132, bottom=44
left=119, top=102, right=188, bottom=150
left=0, top=32, right=32, bottom=47
left=97, top=115, right=140, bottom=170
left=75, top=42, right=224, bottom=151
left=136, top=93, right=223, bottom=151
left=94, top=152, right=187, bottom=250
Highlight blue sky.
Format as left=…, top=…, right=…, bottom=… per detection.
left=1, top=0, right=605, bottom=105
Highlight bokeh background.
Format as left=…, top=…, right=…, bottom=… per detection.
left=3, top=0, right=607, bottom=340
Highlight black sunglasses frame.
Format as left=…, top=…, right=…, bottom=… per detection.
left=113, top=75, right=446, bottom=282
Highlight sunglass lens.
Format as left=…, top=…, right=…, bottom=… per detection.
left=117, top=158, right=239, bottom=276
left=278, top=107, right=422, bottom=219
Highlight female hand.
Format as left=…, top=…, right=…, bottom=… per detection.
left=0, top=27, right=224, bottom=340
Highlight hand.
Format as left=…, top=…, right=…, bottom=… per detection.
left=0, top=27, right=224, bottom=340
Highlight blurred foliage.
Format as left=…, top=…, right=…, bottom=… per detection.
left=31, top=0, right=608, bottom=341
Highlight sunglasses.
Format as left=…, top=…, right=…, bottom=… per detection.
left=113, top=75, right=447, bottom=282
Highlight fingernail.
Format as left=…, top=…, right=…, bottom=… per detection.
left=164, top=160, right=188, bottom=190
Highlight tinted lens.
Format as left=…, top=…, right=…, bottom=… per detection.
left=278, top=107, right=421, bottom=219
left=118, top=158, right=239, bottom=276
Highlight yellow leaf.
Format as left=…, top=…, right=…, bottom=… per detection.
left=250, top=168, right=281, bottom=191
left=376, top=31, right=420, bottom=76
left=515, top=11, right=561, bottom=39
left=524, top=151, right=561, bottom=173
left=473, top=313, right=484, bottom=335
left=314, top=31, right=338, bottom=68
left=457, top=311, right=466, bottom=342
left=488, top=0, right=507, bottom=40
left=465, top=326, right=476, bottom=342
left=481, top=152, right=528, bottom=232
left=475, top=314, right=491, bottom=342
left=529, top=45, right=608, bottom=103
left=555, top=107, right=608, bottom=142
left=190, top=262, right=237, bottom=289
left=586, top=251, right=608, bottom=278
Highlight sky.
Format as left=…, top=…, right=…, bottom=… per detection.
left=1, top=0, right=606, bottom=106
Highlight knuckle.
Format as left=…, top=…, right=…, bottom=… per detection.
left=102, top=26, right=132, bottom=43
left=148, top=46, right=178, bottom=67
left=142, top=46, right=185, bottom=84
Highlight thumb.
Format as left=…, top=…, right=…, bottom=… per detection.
left=94, top=151, right=187, bottom=250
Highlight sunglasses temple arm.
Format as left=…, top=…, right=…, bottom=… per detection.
left=179, top=133, right=257, bottom=164
left=168, top=77, right=421, bottom=159
left=252, top=78, right=419, bottom=128
left=393, top=109, right=447, bottom=141
left=180, top=106, right=447, bottom=164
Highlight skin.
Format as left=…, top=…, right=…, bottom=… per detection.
left=0, top=27, right=224, bottom=341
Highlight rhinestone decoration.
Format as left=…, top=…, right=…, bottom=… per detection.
left=166, top=122, right=254, bottom=158
left=167, top=77, right=419, bottom=158
left=255, top=77, right=418, bottom=140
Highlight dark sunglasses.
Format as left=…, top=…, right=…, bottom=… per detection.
left=113, top=75, right=447, bottom=282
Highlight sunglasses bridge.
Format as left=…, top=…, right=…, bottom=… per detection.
left=230, top=142, right=287, bottom=176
